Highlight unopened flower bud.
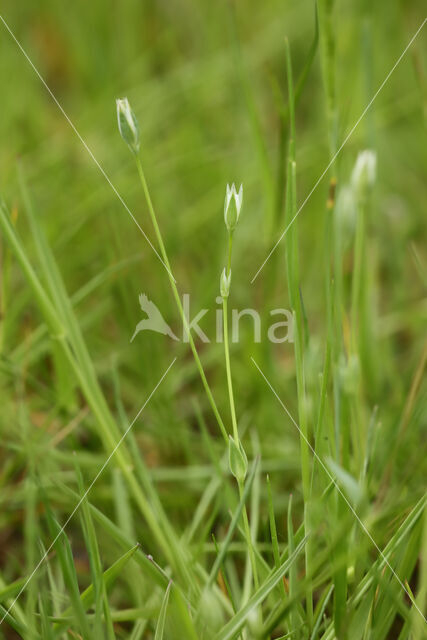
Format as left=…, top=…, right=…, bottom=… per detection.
left=228, top=435, right=248, bottom=482
left=116, top=97, right=140, bottom=154
left=220, top=268, right=231, bottom=298
left=224, top=183, right=243, bottom=232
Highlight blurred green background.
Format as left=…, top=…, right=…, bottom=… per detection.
left=0, top=0, right=426, bottom=637
left=1, top=0, right=425, bottom=444
left=0, top=1, right=425, bottom=383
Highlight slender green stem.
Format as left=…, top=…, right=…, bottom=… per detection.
left=223, top=234, right=237, bottom=441
left=135, top=156, right=228, bottom=444
left=227, top=233, right=233, bottom=275
left=238, top=480, right=259, bottom=592
left=222, top=297, right=238, bottom=443
left=222, top=229, right=259, bottom=593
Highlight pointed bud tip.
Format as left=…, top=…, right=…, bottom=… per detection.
left=228, top=436, right=248, bottom=482
left=116, top=96, right=140, bottom=154
left=224, top=182, right=243, bottom=232
left=220, top=268, right=231, bottom=298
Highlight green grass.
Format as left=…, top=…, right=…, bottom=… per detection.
left=0, top=0, right=426, bottom=638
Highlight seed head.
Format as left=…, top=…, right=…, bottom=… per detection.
left=116, top=97, right=140, bottom=154
left=224, top=183, right=243, bottom=232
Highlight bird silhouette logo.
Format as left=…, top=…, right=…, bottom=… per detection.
left=130, top=294, right=179, bottom=342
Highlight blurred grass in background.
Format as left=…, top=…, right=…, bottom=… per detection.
left=0, top=0, right=426, bottom=638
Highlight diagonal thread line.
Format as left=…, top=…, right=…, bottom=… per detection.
left=251, top=356, right=427, bottom=624
left=251, top=16, right=427, bottom=283
left=0, top=357, right=176, bottom=628
left=0, top=14, right=176, bottom=283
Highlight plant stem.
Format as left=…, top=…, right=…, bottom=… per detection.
left=222, top=230, right=259, bottom=593
left=135, top=156, right=228, bottom=444
left=222, top=234, right=237, bottom=441
left=238, top=479, right=259, bottom=592
left=227, top=233, right=233, bottom=275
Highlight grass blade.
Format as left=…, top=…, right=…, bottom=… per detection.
left=215, top=536, right=308, bottom=640
left=154, top=581, right=172, bottom=640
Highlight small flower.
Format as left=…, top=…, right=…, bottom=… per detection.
left=116, top=97, right=140, bottom=154
left=228, top=435, right=248, bottom=482
left=224, top=183, right=243, bottom=232
left=351, top=150, right=376, bottom=199
left=220, top=268, right=231, bottom=298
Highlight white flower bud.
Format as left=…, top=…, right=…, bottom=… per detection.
left=228, top=435, right=248, bottom=482
left=116, top=97, right=140, bottom=154
left=224, top=183, right=243, bottom=232
left=351, top=150, right=376, bottom=199
left=220, top=268, right=231, bottom=298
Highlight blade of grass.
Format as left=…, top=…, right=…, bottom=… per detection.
left=16, top=171, right=192, bottom=584
left=76, top=462, right=115, bottom=640
left=215, top=536, right=308, bottom=640
left=43, top=502, right=91, bottom=639
left=207, top=458, right=259, bottom=589
left=0, top=604, right=38, bottom=639
left=267, top=475, right=286, bottom=600
left=154, top=580, right=172, bottom=640
left=310, top=584, right=333, bottom=640
left=53, top=543, right=140, bottom=637
left=0, top=194, right=187, bottom=581
left=39, top=590, right=55, bottom=640
left=56, top=480, right=168, bottom=588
